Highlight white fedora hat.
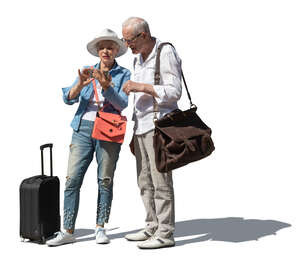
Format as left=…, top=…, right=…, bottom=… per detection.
left=87, top=28, right=127, bottom=57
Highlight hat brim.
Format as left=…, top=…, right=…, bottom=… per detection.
left=87, top=36, right=127, bottom=58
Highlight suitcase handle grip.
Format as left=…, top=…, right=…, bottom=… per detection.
left=40, top=143, right=53, bottom=176
left=40, top=143, right=53, bottom=151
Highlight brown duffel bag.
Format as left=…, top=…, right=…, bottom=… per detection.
left=153, top=42, right=215, bottom=173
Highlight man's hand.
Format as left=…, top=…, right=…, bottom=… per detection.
left=123, top=80, right=145, bottom=95
left=123, top=80, right=158, bottom=97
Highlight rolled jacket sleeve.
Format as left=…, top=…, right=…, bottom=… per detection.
left=62, top=77, right=80, bottom=105
left=153, top=47, right=182, bottom=104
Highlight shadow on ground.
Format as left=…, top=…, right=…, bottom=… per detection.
left=74, top=217, right=291, bottom=246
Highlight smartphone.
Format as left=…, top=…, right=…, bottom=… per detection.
left=103, top=71, right=109, bottom=80
left=87, top=69, right=94, bottom=78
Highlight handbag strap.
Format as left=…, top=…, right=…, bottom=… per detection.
left=91, top=77, right=102, bottom=110
left=89, top=66, right=101, bottom=110
left=153, top=42, right=195, bottom=120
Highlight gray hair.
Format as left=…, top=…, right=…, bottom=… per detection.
left=96, top=40, right=120, bottom=51
left=122, top=17, right=151, bottom=35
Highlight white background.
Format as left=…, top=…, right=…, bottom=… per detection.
left=0, top=0, right=299, bottom=256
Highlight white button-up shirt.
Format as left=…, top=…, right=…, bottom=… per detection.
left=132, top=38, right=182, bottom=135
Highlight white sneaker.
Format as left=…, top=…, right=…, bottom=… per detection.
left=46, top=231, right=75, bottom=246
left=95, top=227, right=110, bottom=244
left=137, top=235, right=175, bottom=249
left=125, top=229, right=153, bottom=241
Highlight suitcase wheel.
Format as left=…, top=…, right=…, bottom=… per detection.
left=40, top=237, right=46, bottom=244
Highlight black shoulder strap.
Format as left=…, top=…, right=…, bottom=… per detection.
left=153, top=42, right=194, bottom=120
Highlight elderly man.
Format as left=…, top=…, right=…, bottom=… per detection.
left=122, top=17, right=182, bottom=249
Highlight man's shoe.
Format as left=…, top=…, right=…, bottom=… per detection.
left=125, top=229, right=153, bottom=241
left=137, top=235, right=175, bottom=249
left=95, top=227, right=110, bottom=244
left=46, top=231, right=75, bottom=246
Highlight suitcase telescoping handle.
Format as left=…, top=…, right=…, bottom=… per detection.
left=40, top=143, right=53, bottom=176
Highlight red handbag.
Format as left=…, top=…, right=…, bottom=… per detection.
left=91, top=77, right=127, bottom=144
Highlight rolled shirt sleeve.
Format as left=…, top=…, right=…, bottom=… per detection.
left=153, top=46, right=182, bottom=104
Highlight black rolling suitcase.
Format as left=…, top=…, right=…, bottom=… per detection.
left=20, top=143, right=60, bottom=243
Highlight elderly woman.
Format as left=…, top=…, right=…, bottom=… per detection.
left=46, top=29, right=130, bottom=246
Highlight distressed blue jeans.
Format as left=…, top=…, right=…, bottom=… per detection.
left=63, top=119, right=121, bottom=231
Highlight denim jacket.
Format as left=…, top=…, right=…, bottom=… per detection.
left=62, top=62, right=131, bottom=131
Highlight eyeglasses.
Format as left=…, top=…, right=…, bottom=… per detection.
left=122, top=33, right=142, bottom=44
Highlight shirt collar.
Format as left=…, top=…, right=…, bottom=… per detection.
left=96, top=61, right=120, bottom=73
left=138, top=37, right=161, bottom=64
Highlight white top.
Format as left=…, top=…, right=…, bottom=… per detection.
left=132, top=38, right=182, bottom=135
left=82, top=80, right=104, bottom=121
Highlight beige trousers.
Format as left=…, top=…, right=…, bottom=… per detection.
left=134, top=130, right=175, bottom=238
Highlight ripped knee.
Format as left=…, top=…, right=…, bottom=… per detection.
left=65, top=175, right=72, bottom=187
left=99, top=177, right=112, bottom=188
left=65, top=175, right=80, bottom=189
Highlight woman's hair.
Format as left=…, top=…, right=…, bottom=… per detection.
left=96, top=40, right=120, bottom=51
left=122, top=17, right=151, bottom=36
